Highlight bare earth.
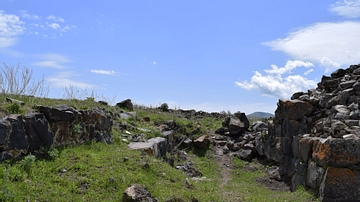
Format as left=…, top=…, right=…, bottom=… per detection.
left=213, top=145, right=291, bottom=192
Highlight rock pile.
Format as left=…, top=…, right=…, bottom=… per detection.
left=258, top=64, right=360, bottom=201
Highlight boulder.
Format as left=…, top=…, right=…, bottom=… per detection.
left=234, top=111, right=249, bottom=131
left=117, top=99, right=134, bottom=111
left=228, top=116, right=245, bottom=135
left=37, top=105, right=79, bottom=123
left=193, top=134, right=210, bottom=148
left=124, top=184, right=158, bottom=202
left=236, top=149, right=253, bottom=161
left=148, top=137, right=167, bottom=158
left=128, top=137, right=167, bottom=158
left=275, top=99, right=313, bottom=121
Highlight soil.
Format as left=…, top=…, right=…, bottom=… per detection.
left=213, top=145, right=291, bottom=192
left=214, top=149, right=234, bottom=186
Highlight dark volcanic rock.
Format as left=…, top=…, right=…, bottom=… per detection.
left=117, top=99, right=134, bottom=111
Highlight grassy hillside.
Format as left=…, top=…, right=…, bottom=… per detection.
left=0, top=94, right=318, bottom=201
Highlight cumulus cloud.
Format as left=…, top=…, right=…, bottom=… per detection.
left=46, top=15, right=65, bottom=22
left=47, top=71, right=96, bottom=89
left=19, top=10, right=40, bottom=20
left=0, top=10, right=24, bottom=48
left=2, top=11, right=75, bottom=39
left=33, top=53, right=71, bottom=69
left=330, top=0, right=360, bottom=18
left=264, top=22, right=360, bottom=72
left=90, top=70, right=117, bottom=75
left=47, top=23, right=60, bottom=30
left=235, top=60, right=318, bottom=99
left=264, top=60, right=314, bottom=75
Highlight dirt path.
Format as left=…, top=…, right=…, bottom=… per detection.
left=214, top=148, right=233, bottom=186
left=213, top=144, right=291, bottom=192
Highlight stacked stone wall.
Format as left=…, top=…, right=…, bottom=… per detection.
left=0, top=105, right=112, bottom=161
left=260, top=64, right=360, bottom=201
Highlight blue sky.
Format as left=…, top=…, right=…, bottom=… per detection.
left=1, top=0, right=360, bottom=114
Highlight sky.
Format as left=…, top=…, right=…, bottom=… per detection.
left=1, top=0, right=360, bottom=114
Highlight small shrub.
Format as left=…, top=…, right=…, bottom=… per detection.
left=20, top=154, right=36, bottom=176
left=160, top=103, right=169, bottom=112
left=47, top=147, right=59, bottom=160
left=72, top=123, right=82, bottom=134
left=5, top=102, right=24, bottom=114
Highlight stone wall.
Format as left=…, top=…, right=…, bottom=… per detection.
left=259, top=64, right=360, bottom=201
left=0, top=105, right=112, bottom=161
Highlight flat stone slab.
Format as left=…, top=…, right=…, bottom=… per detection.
left=128, top=137, right=167, bottom=158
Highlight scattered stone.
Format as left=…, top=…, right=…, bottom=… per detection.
left=124, top=184, right=158, bottom=202
left=193, top=134, right=210, bottom=148
left=235, top=149, right=253, bottom=162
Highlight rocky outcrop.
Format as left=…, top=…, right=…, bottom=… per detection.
left=258, top=64, right=360, bottom=201
left=0, top=105, right=113, bottom=161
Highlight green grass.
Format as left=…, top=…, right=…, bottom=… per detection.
left=0, top=142, right=222, bottom=201
left=217, top=157, right=319, bottom=202
left=0, top=142, right=319, bottom=201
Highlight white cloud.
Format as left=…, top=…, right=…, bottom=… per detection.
left=61, top=25, right=76, bottom=32
left=90, top=70, right=117, bottom=75
left=47, top=71, right=96, bottom=89
left=264, top=60, right=313, bottom=75
left=3, top=11, right=75, bottom=38
left=48, top=23, right=60, bottom=30
left=19, top=10, right=40, bottom=20
left=0, top=37, right=17, bottom=48
left=304, top=68, right=314, bottom=75
left=330, top=0, right=360, bottom=18
left=0, top=10, right=24, bottom=48
left=264, top=21, right=360, bottom=72
left=235, top=61, right=318, bottom=99
left=33, top=53, right=70, bottom=69
left=46, top=15, right=65, bottom=22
